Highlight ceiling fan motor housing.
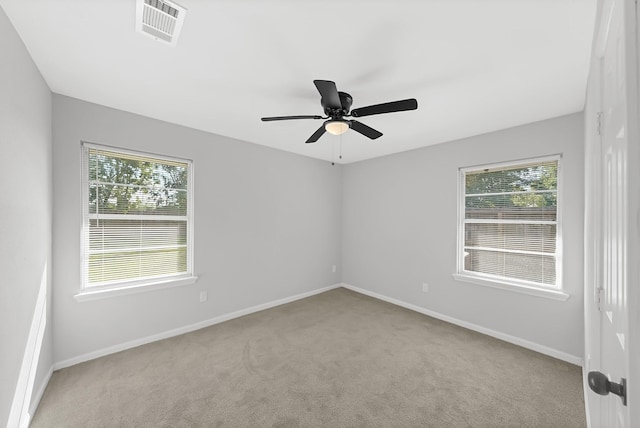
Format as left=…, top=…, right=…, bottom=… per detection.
left=322, top=91, right=353, bottom=117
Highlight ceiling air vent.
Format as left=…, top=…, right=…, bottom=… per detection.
left=135, top=0, right=186, bottom=46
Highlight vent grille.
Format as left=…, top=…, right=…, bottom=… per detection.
left=136, top=0, right=186, bottom=46
left=146, top=0, right=179, bottom=18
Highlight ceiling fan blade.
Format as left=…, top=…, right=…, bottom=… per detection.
left=351, top=98, right=418, bottom=118
left=261, top=115, right=323, bottom=121
left=305, top=125, right=326, bottom=143
left=350, top=120, right=383, bottom=140
left=313, top=80, right=341, bottom=110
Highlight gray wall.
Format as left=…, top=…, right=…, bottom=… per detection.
left=52, top=95, right=343, bottom=363
left=342, top=113, right=584, bottom=358
left=0, top=6, right=53, bottom=426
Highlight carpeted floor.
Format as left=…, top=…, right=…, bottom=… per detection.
left=31, top=288, right=586, bottom=427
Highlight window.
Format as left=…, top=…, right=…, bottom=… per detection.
left=456, top=156, right=563, bottom=296
left=80, top=143, right=195, bottom=295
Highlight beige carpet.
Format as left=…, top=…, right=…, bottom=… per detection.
left=31, top=288, right=585, bottom=427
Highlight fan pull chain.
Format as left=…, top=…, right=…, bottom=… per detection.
left=331, top=138, right=335, bottom=166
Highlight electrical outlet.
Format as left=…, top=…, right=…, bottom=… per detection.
left=199, top=291, right=208, bottom=302
left=332, top=265, right=337, bottom=273
left=422, top=283, right=429, bottom=293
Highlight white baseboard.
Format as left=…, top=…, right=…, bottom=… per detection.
left=341, top=283, right=584, bottom=366
left=54, top=283, right=342, bottom=370
left=27, top=365, right=53, bottom=422
left=53, top=282, right=582, bottom=370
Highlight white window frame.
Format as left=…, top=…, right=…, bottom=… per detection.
left=76, top=142, right=197, bottom=301
left=452, top=155, right=569, bottom=301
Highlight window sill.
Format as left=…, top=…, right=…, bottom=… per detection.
left=452, top=273, right=569, bottom=301
left=74, top=276, right=198, bottom=302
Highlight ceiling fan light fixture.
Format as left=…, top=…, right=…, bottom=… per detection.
left=325, top=120, right=349, bottom=136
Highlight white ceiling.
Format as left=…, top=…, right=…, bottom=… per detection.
left=2, top=0, right=596, bottom=164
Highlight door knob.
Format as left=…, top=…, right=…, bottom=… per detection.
left=588, top=371, right=627, bottom=406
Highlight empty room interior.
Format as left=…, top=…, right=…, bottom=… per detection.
left=2, top=0, right=639, bottom=427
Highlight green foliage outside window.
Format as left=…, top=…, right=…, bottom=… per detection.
left=88, top=149, right=188, bottom=216
left=465, top=162, right=558, bottom=209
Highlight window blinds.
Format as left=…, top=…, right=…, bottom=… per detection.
left=82, top=145, right=192, bottom=288
left=462, top=159, right=559, bottom=287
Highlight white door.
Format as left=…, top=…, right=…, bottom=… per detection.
left=597, top=0, right=628, bottom=419
left=585, top=0, right=637, bottom=426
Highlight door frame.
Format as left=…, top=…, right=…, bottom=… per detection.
left=628, top=0, right=640, bottom=424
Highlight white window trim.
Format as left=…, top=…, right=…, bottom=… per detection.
left=78, top=141, right=197, bottom=300
left=74, top=275, right=198, bottom=302
left=455, top=154, right=566, bottom=300
left=452, top=273, right=569, bottom=301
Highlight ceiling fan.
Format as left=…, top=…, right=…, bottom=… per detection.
left=261, top=80, right=418, bottom=144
